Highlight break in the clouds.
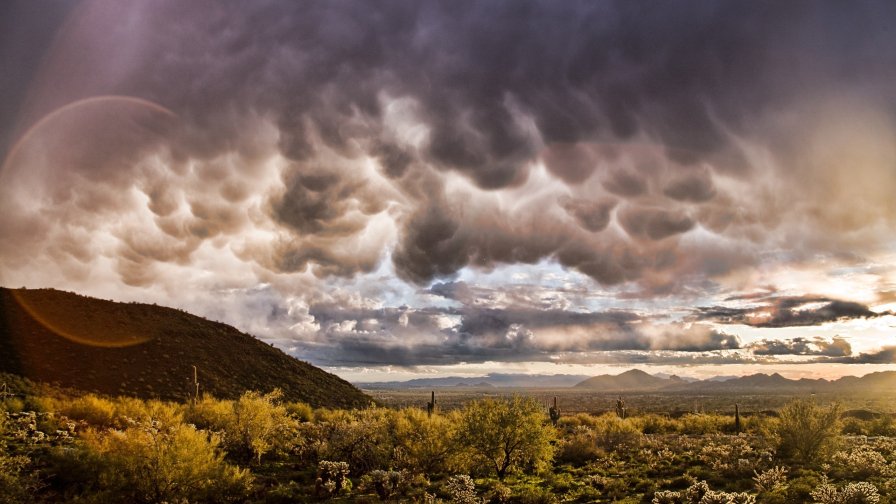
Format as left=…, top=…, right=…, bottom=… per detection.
left=2, top=0, right=896, bottom=378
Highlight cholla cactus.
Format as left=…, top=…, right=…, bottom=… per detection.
left=316, top=460, right=351, bottom=497
left=685, top=480, right=710, bottom=503
left=699, top=491, right=733, bottom=504
left=653, top=490, right=682, bottom=504
left=832, top=446, right=890, bottom=479
left=811, top=481, right=880, bottom=504
left=655, top=484, right=755, bottom=504
left=699, top=492, right=756, bottom=504
left=753, top=466, right=788, bottom=493
left=728, top=494, right=756, bottom=504
left=446, top=475, right=480, bottom=504
left=360, top=469, right=407, bottom=500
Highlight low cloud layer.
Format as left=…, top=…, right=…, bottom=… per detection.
left=1, top=1, right=896, bottom=373
left=694, top=296, right=892, bottom=328
left=749, top=337, right=852, bottom=357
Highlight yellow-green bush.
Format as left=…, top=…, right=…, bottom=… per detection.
left=55, top=394, right=118, bottom=427
left=589, top=413, right=642, bottom=452
left=632, top=413, right=680, bottom=434
left=185, top=390, right=296, bottom=464
left=229, top=389, right=294, bottom=464
left=455, top=396, right=556, bottom=480
left=285, top=401, right=314, bottom=422
left=389, top=407, right=459, bottom=475
left=676, top=413, right=730, bottom=435
left=771, top=399, right=841, bottom=465
left=315, top=408, right=393, bottom=474
left=184, top=394, right=233, bottom=429
left=76, top=420, right=251, bottom=503
left=556, top=425, right=603, bottom=466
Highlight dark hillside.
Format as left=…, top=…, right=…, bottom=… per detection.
left=0, top=288, right=369, bottom=408
left=575, top=369, right=673, bottom=391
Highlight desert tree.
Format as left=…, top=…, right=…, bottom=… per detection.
left=455, top=396, right=555, bottom=480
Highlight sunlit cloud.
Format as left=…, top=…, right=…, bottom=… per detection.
left=2, top=0, right=896, bottom=380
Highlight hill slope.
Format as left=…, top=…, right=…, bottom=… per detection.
left=575, top=369, right=680, bottom=391
left=0, top=288, right=369, bottom=408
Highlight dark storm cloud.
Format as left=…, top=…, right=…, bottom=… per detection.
left=694, top=296, right=893, bottom=328
left=4, top=0, right=896, bottom=372
left=663, top=169, right=716, bottom=202
left=618, top=207, right=695, bottom=241
left=562, top=197, right=617, bottom=232
left=749, top=336, right=852, bottom=357
left=9, top=0, right=896, bottom=290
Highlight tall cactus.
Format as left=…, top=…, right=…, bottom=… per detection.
left=192, top=365, right=200, bottom=404
left=549, top=396, right=561, bottom=426
left=426, top=391, right=436, bottom=417
left=616, top=396, right=626, bottom=419
left=735, top=403, right=741, bottom=433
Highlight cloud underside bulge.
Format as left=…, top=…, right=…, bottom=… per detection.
left=2, top=0, right=896, bottom=368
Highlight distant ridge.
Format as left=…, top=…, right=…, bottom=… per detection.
left=574, top=369, right=675, bottom=391
left=358, top=373, right=591, bottom=389
left=0, top=288, right=369, bottom=408
left=573, top=369, right=896, bottom=394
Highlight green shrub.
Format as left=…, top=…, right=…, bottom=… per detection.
left=229, top=389, right=293, bottom=464
left=676, top=414, right=729, bottom=435
left=77, top=420, right=251, bottom=503
left=184, top=394, right=232, bottom=429
left=590, top=413, right=642, bottom=452
left=634, top=413, right=680, bottom=434
left=56, top=395, right=118, bottom=427
left=185, top=391, right=294, bottom=464
left=315, top=408, right=392, bottom=474
left=556, top=425, right=603, bottom=466
left=285, top=401, right=314, bottom=422
left=390, top=408, right=459, bottom=476
left=772, top=400, right=841, bottom=465
left=455, top=397, right=555, bottom=480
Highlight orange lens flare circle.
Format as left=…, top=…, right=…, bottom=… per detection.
left=10, top=289, right=152, bottom=348
left=0, top=95, right=178, bottom=182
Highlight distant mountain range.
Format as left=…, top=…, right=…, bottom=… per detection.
left=358, top=373, right=591, bottom=389
left=575, top=369, right=687, bottom=390
left=578, top=369, right=896, bottom=394
left=0, top=288, right=370, bottom=408
left=361, top=368, right=896, bottom=394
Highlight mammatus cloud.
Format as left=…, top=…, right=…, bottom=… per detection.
left=1, top=1, right=896, bottom=372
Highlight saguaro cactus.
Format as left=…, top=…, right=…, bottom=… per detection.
left=615, top=396, right=626, bottom=419
left=549, top=396, right=561, bottom=426
left=192, top=365, right=200, bottom=403
left=735, top=403, right=741, bottom=433
left=427, top=391, right=436, bottom=417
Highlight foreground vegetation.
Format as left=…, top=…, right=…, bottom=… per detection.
left=2, top=378, right=896, bottom=503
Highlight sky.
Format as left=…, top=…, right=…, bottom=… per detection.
left=2, top=0, right=896, bottom=382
